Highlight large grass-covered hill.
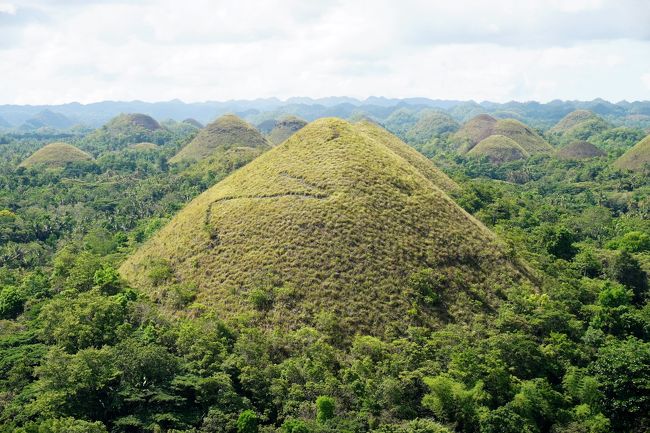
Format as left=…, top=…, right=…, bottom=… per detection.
left=467, top=135, right=529, bottom=164
left=121, top=118, right=532, bottom=336
left=19, top=142, right=93, bottom=168
left=614, top=134, right=650, bottom=171
left=170, top=114, right=270, bottom=163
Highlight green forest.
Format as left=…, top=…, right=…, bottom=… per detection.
left=0, top=106, right=648, bottom=433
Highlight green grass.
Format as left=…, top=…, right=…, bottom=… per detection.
left=549, top=110, right=601, bottom=134
left=19, top=142, right=93, bottom=168
left=614, top=134, right=650, bottom=171
left=170, top=114, right=270, bottom=163
left=467, top=135, right=529, bottom=164
left=405, top=111, right=460, bottom=144
left=267, top=116, right=308, bottom=145
left=555, top=141, right=606, bottom=160
left=121, top=118, right=533, bottom=336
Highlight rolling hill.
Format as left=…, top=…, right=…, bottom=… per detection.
left=267, top=116, right=308, bottom=145
left=170, top=114, right=270, bottom=163
left=548, top=110, right=611, bottom=142
left=182, top=118, right=204, bottom=128
left=555, top=141, right=606, bottom=160
left=467, top=135, right=529, bottom=164
left=614, top=135, right=650, bottom=171
left=452, top=115, right=552, bottom=154
left=121, top=118, right=532, bottom=336
left=405, top=111, right=460, bottom=144
left=19, top=142, right=93, bottom=168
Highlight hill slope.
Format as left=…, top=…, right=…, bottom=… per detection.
left=492, top=119, right=553, bottom=154
left=405, top=111, right=460, bottom=144
left=467, top=135, right=529, bottom=164
left=267, top=116, right=308, bottom=145
left=614, top=135, right=650, bottom=171
left=170, top=114, right=270, bottom=163
left=451, top=114, right=497, bottom=152
left=20, top=142, right=92, bottom=168
left=555, top=141, right=606, bottom=160
left=121, top=118, right=531, bottom=336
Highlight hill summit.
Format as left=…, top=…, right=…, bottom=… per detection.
left=467, top=135, right=529, bottom=164
left=555, top=141, right=606, bottom=160
left=106, top=113, right=162, bottom=132
left=614, top=135, right=650, bottom=172
left=267, top=116, right=308, bottom=145
left=19, top=142, right=92, bottom=168
left=121, top=118, right=532, bottom=336
left=452, top=115, right=552, bottom=155
left=170, top=114, right=270, bottom=163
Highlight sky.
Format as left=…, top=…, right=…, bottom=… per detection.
left=1, top=0, right=650, bottom=104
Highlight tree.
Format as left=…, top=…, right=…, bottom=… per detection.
left=609, top=251, right=648, bottom=304
left=236, top=410, right=258, bottom=433
left=316, top=396, right=336, bottom=423
left=0, top=285, right=25, bottom=319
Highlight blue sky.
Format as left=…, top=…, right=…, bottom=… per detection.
left=1, top=0, right=649, bottom=104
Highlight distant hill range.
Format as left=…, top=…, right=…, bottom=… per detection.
left=1, top=97, right=650, bottom=130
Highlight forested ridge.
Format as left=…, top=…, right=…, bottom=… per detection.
left=0, top=108, right=648, bottom=433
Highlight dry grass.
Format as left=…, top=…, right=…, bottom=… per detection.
left=614, top=134, right=650, bottom=171
left=121, top=118, right=533, bottom=336
left=555, top=141, right=606, bottom=160
left=467, top=135, right=529, bottom=164
left=267, top=116, right=308, bottom=145
left=451, top=114, right=497, bottom=152
left=19, top=142, right=93, bottom=168
left=170, top=114, right=270, bottom=163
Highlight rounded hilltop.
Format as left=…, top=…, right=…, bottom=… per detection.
left=614, top=134, right=650, bottom=172
left=555, top=141, right=606, bottom=160
left=170, top=114, right=270, bottom=163
left=105, top=113, right=162, bottom=132
left=267, top=116, right=308, bottom=145
left=19, top=142, right=92, bottom=168
left=121, top=118, right=533, bottom=337
left=182, top=118, right=203, bottom=128
left=467, top=135, right=529, bottom=164
left=452, top=114, right=552, bottom=155
left=405, top=111, right=460, bottom=144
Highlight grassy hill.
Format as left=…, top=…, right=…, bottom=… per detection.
left=548, top=110, right=611, bottom=143
left=106, top=113, right=162, bottom=132
left=19, top=142, right=93, bottom=168
left=182, top=118, right=203, bottom=128
left=614, top=135, right=650, bottom=171
left=170, top=114, right=270, bottom=163
left=453, top=115, right=552, bottom=154
left=267, top=116, right=308, bottom=145
left=555, top=141, right=606, bottom=160
left=405, top=111, right=460, bottom=144
left=129, top=142, right=159, bottom=151
left=451, top=114, right=497, bottom=152
left=121, top=118, right=532, bottom=336
left=467, top=135, right=529, bottom=164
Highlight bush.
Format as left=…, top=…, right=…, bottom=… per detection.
left=236, top=410, right=258, bottom=433
left=148, top=260, right=173, bottom=286
left=316, top=396, right=335, bottom=423
left=409, top=269, right=445, bottom=306
left=0, top=285, right=25, bottom=319
left=248, top=287, right=274, bottom=311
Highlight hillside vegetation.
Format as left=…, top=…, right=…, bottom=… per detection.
left=121, top=118, right=529, bottom=336
left=405, top=111, right=460, bottom=144
left=267, top=116, right=308, bottom=145
left=19, top=142, right=92, bottom=168
left=614, top=134, right=650, bottom=171
left=467, top=135, right=529, bottom=164
left=170, top=114, right=270, bottom=163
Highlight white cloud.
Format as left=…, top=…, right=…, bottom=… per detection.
left=0, top=0, right=649, bottom=104
left=642, top=73, right=650, bottom=90
left=0, top=2, right=16, bottom=14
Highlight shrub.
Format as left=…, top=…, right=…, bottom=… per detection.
left=316, top=396, right=335, bottom=423
left=236, top=410, right=258, bottom=433
left=148, top=260, right=173, bottom=286
left=0, top=285, right=25, bottom=319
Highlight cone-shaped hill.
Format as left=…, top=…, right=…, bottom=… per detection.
left=405, top=111, right=460, bottom=144
left=19, top=142, right=92, bottom=168
left=106, top=113, right=162, bottom=132
left=182, top=118, right=204, bottom=128
left=467, top=135, right=529, bottom=164
left=549, top=110, right=600, bottom=134
left=268, top=116, right=308, bottom=145
left=555, top=141, right=606, bottom=160
left=614, top=135, right=650, bottom=172
left=548, top=110, right=610, bottom=142
left=452, top=115, right=552, bottom=155
left=451, top=114, right=497, bottom=151
left=121, top=118, right=532, bottom=336
left=170, top=114, right=270, bottom=163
